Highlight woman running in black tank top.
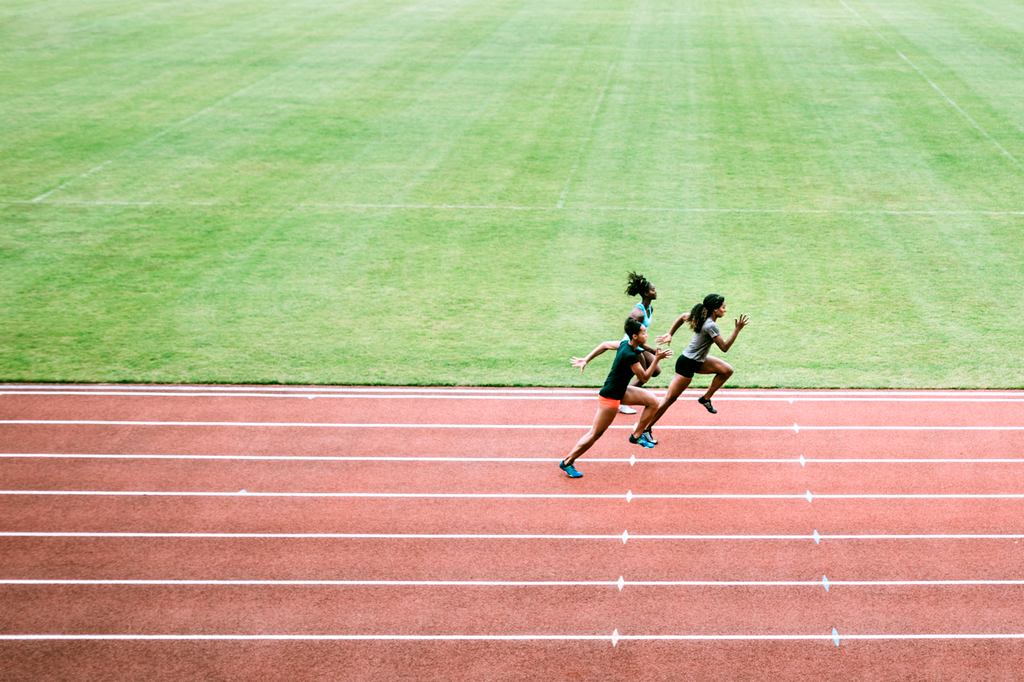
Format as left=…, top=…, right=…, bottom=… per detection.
left=559, top=317, right=672, bottom=478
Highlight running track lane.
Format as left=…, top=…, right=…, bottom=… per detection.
left=2, top=537, right=1023, bottom=582
left=7, top=456, right=1024, bottom=494
left=2, top=387, right=1024, bottom=680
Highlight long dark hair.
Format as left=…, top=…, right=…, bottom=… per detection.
left=689, top=294, right=725, bottom=332
left=625, top=271, right=652, bottom=298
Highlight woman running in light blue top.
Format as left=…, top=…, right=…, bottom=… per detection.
left=643, top=294, right=750, bottom=434
left=617, top=271, right=661, bottom=415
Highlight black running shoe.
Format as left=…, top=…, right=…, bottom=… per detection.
left=698, top=396, right=717, bottom=414
left=642, top=428, right=657, bottom=445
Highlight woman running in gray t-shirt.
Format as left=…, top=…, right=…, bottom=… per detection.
left=641, top=294, right=749, bottom=437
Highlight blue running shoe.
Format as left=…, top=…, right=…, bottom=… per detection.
left=642, top=428, right=657, bottom=445
left=560, top=459, right=583, bottom=478
left=629, top=433, right=655, bottom=448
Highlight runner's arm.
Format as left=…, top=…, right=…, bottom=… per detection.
left=656, top=313, right=690, bottom=346
left=630, top=346, right=673, bottom=383
left=571, top=341, right=620, bottom=372
left=712, top=314, right=750, bottom=352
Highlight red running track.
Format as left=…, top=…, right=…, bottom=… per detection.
left=2, top=385, right=1024, bottom=680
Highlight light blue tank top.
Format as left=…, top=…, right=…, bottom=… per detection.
left=621, top=302, right=652, bottom=342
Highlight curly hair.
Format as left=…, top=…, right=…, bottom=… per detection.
left=688, top=294, right=725, bottom=332
left=625, top=271, right=652, bottom=298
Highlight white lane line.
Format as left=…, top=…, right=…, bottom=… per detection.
left=5, top=199, right=1024, bottom=216
left=4, top=454, right=1022, bottom=464
left=0, top=490, right=619, bottom=499
left=839, top=0, right=1023, bottom=172
left=6, top=385, right=1023, bottom=397
left=2, top=633, right=1023, bottom=641
left=0, top=391, right=606, bottom=395
left=6, top=579, right=1024, bottom=587
left=3, top=389, right=1024, bottom=402
left=0, top=385, right=593, bottom=394
left=3, top=420, right=1024, bottom=430
left=5, top=490, right=1024, bottom=500
left=3, top=532, right=1022, bottom=540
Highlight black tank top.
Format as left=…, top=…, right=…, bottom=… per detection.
left=599, top=340, right=640, bottom=400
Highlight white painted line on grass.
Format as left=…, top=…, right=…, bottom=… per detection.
left=839, top=0, right=1023, bottom=172
left=557, top=61, right=615, bottom=209
left=29, top=162, right=111, bottom=202
left=5, top=199, right=1024, bottom=216
left=3, top=420, right=1024, bottom=431
left=24, top=65, right=298, bottom=203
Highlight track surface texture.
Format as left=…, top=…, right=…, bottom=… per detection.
left=2, top=385, right=1024, bottom=680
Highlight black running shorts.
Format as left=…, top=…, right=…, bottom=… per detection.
left=675, top=355, right=704, bottom=378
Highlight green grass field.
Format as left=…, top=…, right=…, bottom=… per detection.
left=2, top=0, right=1022, bottom=387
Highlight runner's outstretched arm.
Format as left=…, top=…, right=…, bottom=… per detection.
left=656, top=313, right=691, bottom=347
left=571, top=341, right=620, bottom=372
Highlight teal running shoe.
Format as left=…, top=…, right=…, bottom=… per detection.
left=559, top=459, right=583, bottom=478
left=629, top=433, right=655, bottom=448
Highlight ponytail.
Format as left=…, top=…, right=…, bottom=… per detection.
left=688, top=294, right=725, bottom=332
left=625, top=271, right=651, bottom=298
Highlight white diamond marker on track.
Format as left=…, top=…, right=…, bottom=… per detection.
left=832, top=628, right=840, bottom=646
left=806, top=490, right=813, bottom=503
left=630, top=454, right=636, bottom=467
left=822, top=575, right=830, bottom=592
left=622, top=530, right=629, bottom=544
left=626, top=490, right=632, bottom=503
left=794, top=423, right=800, bottom=433
left=799, top=455, right=806, bottom=467
left=618, top=576, right=625, bottom=591
left=611, top=629, right=620, bottom=647
left=813, top=530, right=821, bottom=544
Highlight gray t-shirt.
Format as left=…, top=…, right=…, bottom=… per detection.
left=682, top=319, right=721, bottom=362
